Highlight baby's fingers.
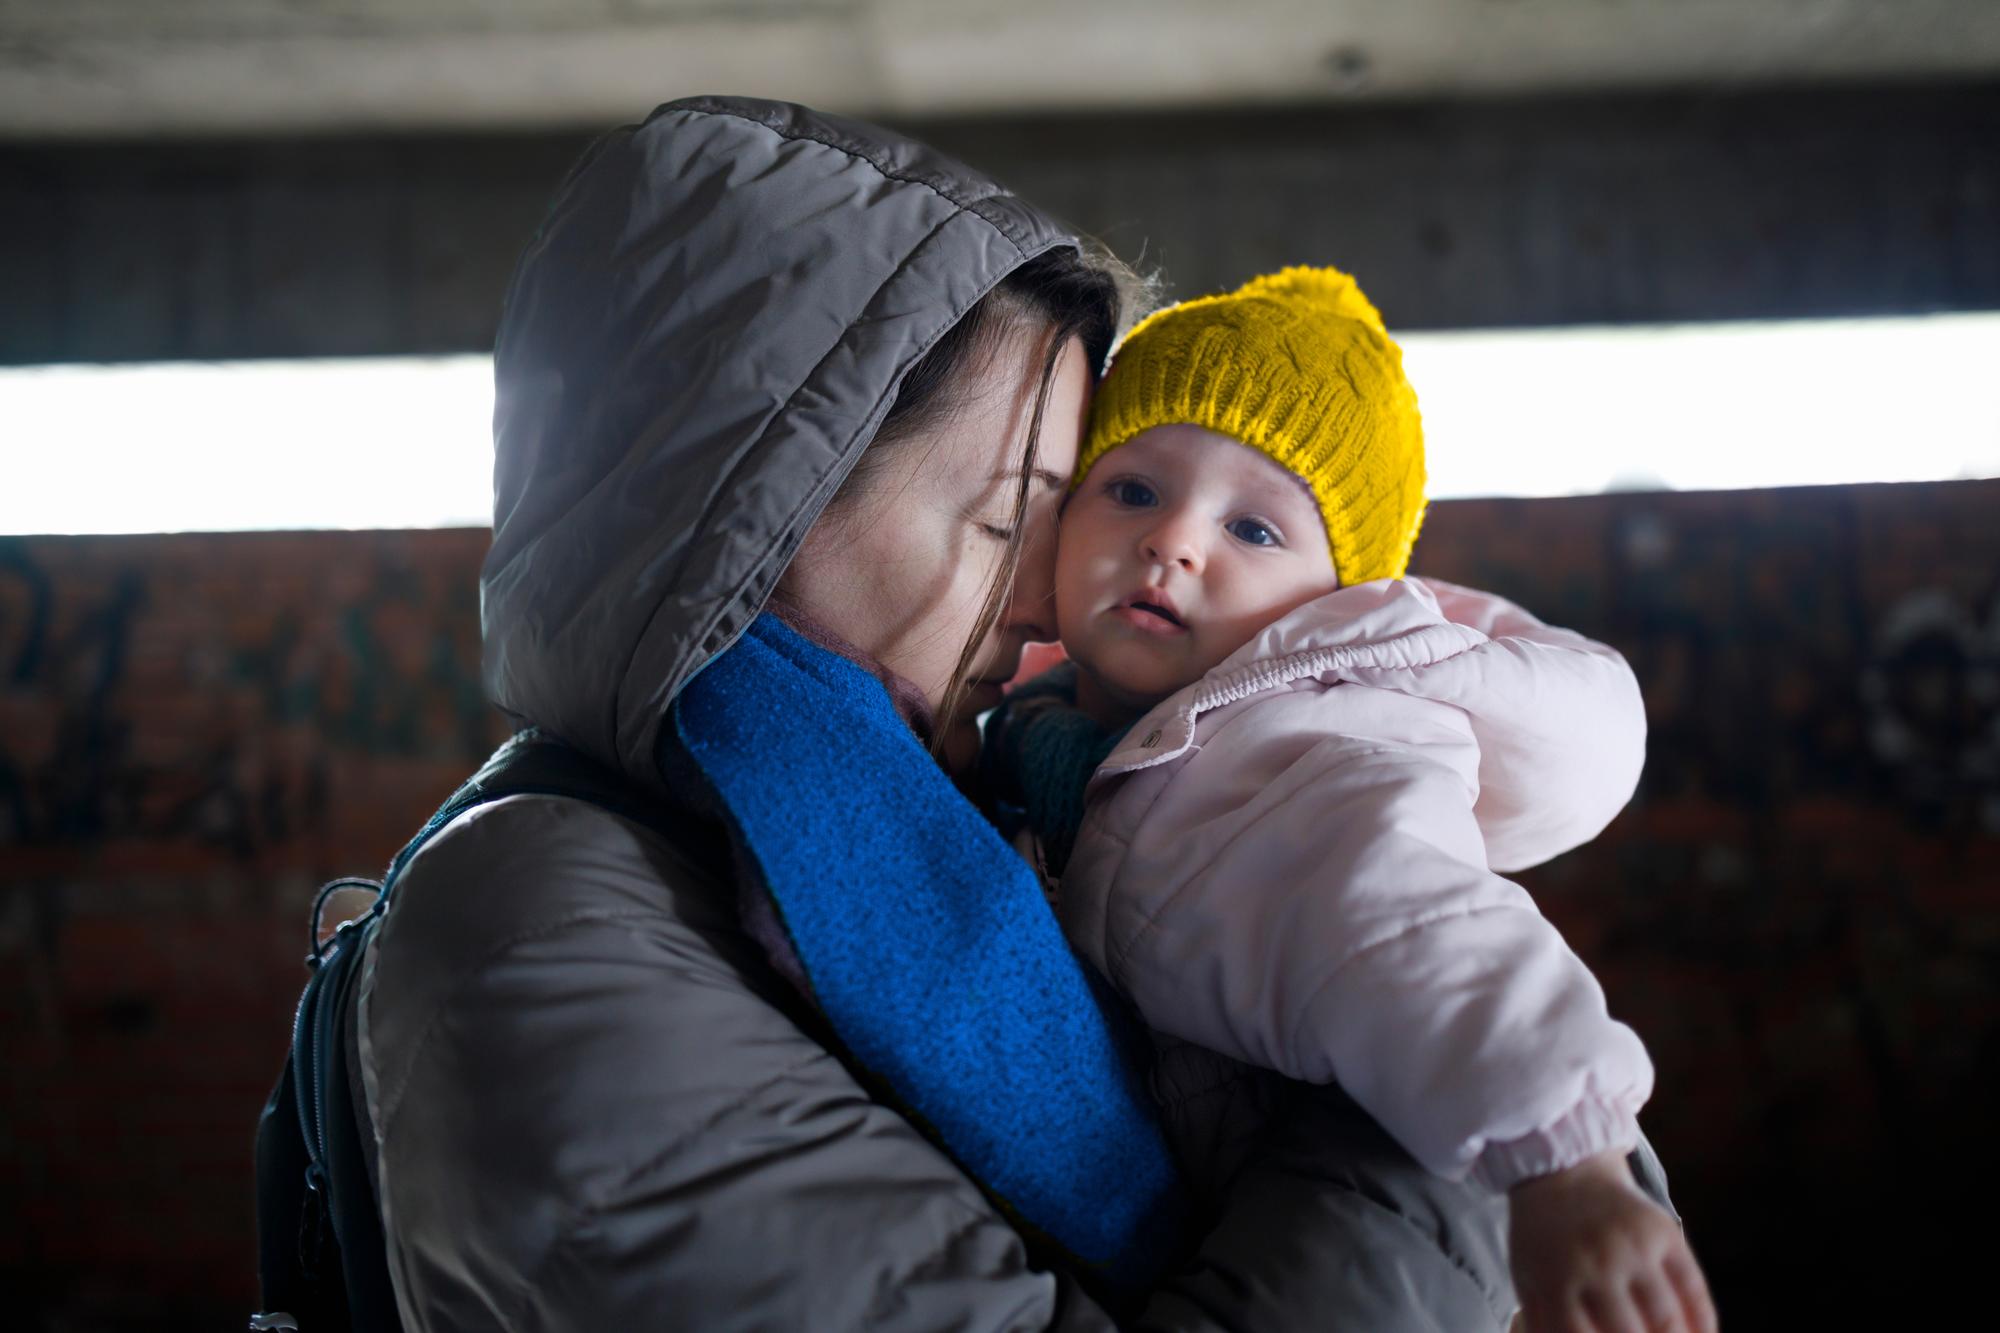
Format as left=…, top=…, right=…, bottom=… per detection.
left=1518, top=1295, right=1605, bottom=1333
left=1630, top=1272, right=1686, bottom=1331
left=1665, top=1246, right=1719, bottom=1332
left=1581, top=1281, right=1649, bottom=1333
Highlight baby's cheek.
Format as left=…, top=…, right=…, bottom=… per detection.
left=1051, top=545, right=1098, bottom=633
left=1051, top=522, right=1088, bottom=580
left=1201, top=612, right=1268, bottom=673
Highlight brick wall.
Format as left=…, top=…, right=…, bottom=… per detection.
left=3, top=482, right=1996, bottom=1327
left=0, top=530, right=506, bottom=1329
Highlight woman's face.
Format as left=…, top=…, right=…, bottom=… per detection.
left=785, top=328, right=1090, bottom=772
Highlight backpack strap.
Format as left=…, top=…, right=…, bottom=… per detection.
left=256, top=731, right=708, bottom=1330
left=379, top=727, right=707, bottom=897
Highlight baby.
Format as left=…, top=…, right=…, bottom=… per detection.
left=985, top=268, right=1716, bottom=1333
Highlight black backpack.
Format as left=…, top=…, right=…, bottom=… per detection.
left=252, top=730, right=694, bottom=1331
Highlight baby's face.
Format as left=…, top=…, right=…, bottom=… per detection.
left=1056, top=424, right=1341, bottom=711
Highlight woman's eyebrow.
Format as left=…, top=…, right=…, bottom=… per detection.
left=989, top=468, right=1068, bottom=490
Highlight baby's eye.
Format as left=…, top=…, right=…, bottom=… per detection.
left=1228, top=517, right=1280, bottom=547
left=1108, top=478, right=1157, bottom=508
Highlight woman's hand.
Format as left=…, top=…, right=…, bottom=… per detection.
left=1508, top=1149, right=1718, bottom=1333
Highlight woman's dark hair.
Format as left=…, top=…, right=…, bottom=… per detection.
left=834, top=241, right=1151, bottom=753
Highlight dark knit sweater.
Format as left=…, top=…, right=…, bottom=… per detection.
left=980, top=663, right=1131, bottom=879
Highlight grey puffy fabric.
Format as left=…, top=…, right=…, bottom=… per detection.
left=358, top=96, right=1539, bottom=1330
left=480, top=96, right=1073, bottom=790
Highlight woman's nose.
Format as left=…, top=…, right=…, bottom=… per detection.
left=1140, top=510, right=1205, bottom=573
left=1005, top=508, right=1061, bottom=640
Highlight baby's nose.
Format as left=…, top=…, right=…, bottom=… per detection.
left=1142, top=519, right=1204, bottom=569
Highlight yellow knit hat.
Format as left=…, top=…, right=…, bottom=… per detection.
left=1077, top=265, right=1427, bottom=586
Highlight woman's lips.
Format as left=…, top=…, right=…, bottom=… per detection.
left=1109, top=603, right=1189, bottom=636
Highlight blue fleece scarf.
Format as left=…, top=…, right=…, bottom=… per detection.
left=667, top=613, right=1186, bottom=1298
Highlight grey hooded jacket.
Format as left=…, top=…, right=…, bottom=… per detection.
left=355, top=96, right=1535, bottom=1331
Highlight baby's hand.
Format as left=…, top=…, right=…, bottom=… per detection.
left=1508, top=1150, right=1717, bottom=1333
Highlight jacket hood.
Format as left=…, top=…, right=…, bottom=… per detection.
left=1094, top=576, right=1647, bottom=870
left=481, top=96, right=1079, bottom=787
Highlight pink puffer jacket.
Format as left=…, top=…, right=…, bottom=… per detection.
left=1061, top=576, right=1655, bottom=1190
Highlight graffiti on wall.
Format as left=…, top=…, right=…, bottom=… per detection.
left=1414, top=483, right=2000, bottom=1323
left=1861, top=587, right=2000, bottom=827
left=0, top=533, right=503, bottom=862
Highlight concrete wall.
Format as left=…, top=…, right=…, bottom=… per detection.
left=3, top=80, right=1997, bottom=366
left=4, top=480, right=1997, bottom=1327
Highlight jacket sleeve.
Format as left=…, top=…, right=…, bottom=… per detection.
left=1144, top=1069, right=1519, bottom=1333
left=361, top=794, right=1120, bottom=1331
left=1073, top=687, right=1654, bottom=1189
left=359, top=793, right=1516, bottom=1331
left=1406, top=577, right=1647, bottom=873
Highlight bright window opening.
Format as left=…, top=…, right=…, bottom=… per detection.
left=3, top=354, right=498, bottom=536
left=1401, top=313, right=2000, bottom=499
left=3, top=314, right=1996, bottom=536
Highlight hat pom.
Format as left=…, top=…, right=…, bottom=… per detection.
left=1237, top=265, right=1387, bottom=335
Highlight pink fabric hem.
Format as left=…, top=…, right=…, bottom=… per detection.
left=1470, top=1095, right=1644, bottom=1192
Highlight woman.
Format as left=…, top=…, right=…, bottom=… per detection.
left=355, top=96, right=1538, bottom=1330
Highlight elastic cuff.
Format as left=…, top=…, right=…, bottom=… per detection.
left=1471, top=1096, right=1643, bottom=1193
